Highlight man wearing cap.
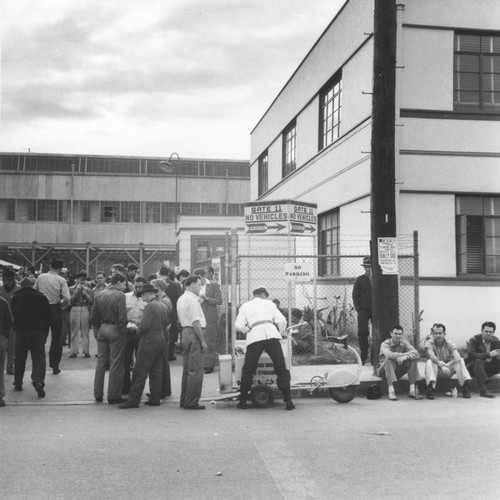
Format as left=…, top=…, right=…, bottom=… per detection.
left=119, top=283, right=170, bottom=409
left=352, top=256, right=372, bottom=365
left=177, top=275, right=207, bottom=410
left=235, top=287, right=295, bottom=410
left=0, top=293, right=13, bottom=407
left=193, top=268, right=222, bottom=374
left=68, top=271, right=93, bottom=358
left=0, top=267, right=20, bottom=375
left=11, top=278, right=51, bottom=398
left=35, top=259, right=70, bottom=375
left=91, top=273, right=128, bottom=404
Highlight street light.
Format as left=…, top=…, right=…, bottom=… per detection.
left=159, top=152, right=180, bottom=211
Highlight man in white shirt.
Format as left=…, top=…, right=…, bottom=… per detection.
left=177, top=275, right=207, bottom=410
left=235, top=287, right=294, bottom=410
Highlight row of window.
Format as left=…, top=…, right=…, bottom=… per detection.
left=258, top=31, right=500, bottom=197
left=0, top=199, right=244, bottom=223
left=317, top=196, right=500, bottom=277
left=0, top=155, right=250, bottom=178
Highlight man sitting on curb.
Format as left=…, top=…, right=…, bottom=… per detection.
left=424, top=323, right=471, bottom=399
left=466, top=321, right=500, bottom=398
left=377, top=325, right=421, bottom=401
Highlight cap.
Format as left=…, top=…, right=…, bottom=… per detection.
left=192, top=268, right=206, bottom=276
left=136, top=283, right=158, bottom=296
left=20, top=277, right=36, bottom=287
left=252, top=287, right=269, bottom=297
left=362, top=257, right=371, bottom=267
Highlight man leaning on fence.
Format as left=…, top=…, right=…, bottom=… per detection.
left=376, top=325, right=422, bottom=401
left=352, top=256, right=372, bottom=365
left=235, top=287, right=295, bottom=411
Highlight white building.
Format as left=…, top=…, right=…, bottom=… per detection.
left=249, top=0, right=500, bottom=345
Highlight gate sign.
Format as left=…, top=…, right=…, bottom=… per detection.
left=284, top=262, right=313, bottom=282
left=244, top=199, right=317, bottom=236
left=378, top=237, right=398, bottom=275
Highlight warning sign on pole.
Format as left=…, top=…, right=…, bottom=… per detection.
left=378, top=237, right=398, bottom=275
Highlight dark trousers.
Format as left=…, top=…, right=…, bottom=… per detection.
left=14, top=330, right=47, bottom=388
left=240, top=339, right=291, bottom=402
left=128, top=334, right=166, bottom=404
left=168, top=321, right=179, bottom=360
left=357, top=310, right=372, bottom=365
left=122, top=334, right=139, bottom=395
left=48, top=304, right=63, bottom=370
left=467, top=358, right=500, bottom=389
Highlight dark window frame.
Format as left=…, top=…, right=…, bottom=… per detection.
left=282, top=120, right=297, bottom=178
left=318, top=208, right=340, bottom=277
left=258, top=151, right=268, bottom=197
left=319, top=71, right=342, bottom=151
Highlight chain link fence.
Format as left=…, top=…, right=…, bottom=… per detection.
left=227, top=234, right=419, bottom=367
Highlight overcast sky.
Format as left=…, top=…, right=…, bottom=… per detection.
left=0, top=0, right=345, bottom=161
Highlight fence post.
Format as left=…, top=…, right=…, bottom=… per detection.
left=230, top=228, right=238, bottom=361
left=413, top=230, right=420, bottom=346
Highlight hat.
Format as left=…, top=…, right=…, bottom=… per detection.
left=252, top=287, right=269, bottom=297
left=2, top=267, right=16, bottom=279
left=193, top=268, right=206, bottom=276
left=20, top=277, right=36, bottom=288
left=362, top=257, right=371, bottom=267
left=136, top=283, right=158, bottom=296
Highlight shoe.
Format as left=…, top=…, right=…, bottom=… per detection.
left=408, top=390, right=422, bottom=400
left=285, top=400, right=295, bottom=410
left=95, top=397, right=103, bottom=403
left=479, top=389, right=495, bottom=399
left=108, top=398, right=126, bottom=405
left=184, top=404, right=206, bottom=410
left=462, top=384, right=471, bottom=399
left=426, top=386, right=435, bottom=400
left=388, top=392, right=397, bottom=401
left=34, top=383, right=45, bottom=398
left=53, top=368, right=61, bottom=375
left=14, top=385, right=22, bottom=391
left=84, top=353, right=90, bottom=358
left=145, top=401, right=161, bottom=406
left=62, top=343, right=68, bottom=346
left=204, top=368, right=214, bottom=374
left=69, top=354, right=77, bottom=358
left=237, top=400, right=248, bottom=409
left=118, top=401, right=139, bottom=409
left=6, top=369, right=14, bottom=375
left=0, top=397, right=5, bottom=407
left=168, top=356, right=177, bottom=361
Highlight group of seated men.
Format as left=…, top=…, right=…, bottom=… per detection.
left=376, top=321, right=499, bottom=400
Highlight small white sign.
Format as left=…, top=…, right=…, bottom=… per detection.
left=378, top=237, right=398, bottom=275
left=284, top=262, right=313, bottom=282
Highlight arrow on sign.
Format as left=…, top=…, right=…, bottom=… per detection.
left=246, top=223, right=287, bottom=234
left=290, top=222, right=316, bottom=234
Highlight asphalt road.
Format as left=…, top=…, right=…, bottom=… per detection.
left=1, top=394, right=499, bottom=499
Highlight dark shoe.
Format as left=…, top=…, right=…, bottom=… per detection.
left=34, top=383, right=45, bottom=398
left=118, top=401, right=139, bottom=409
left=285, top=400, right=295, bottom=411
left=95, top=397, right=103, bottom=403
left=237, top=400, right=248, bottom=409
left=462, top=383, right=471, bottom=399
left=168, top=356, right=176, bottom=361
left=479, top=389, right=495, bottom=399
left=0, top=397, right=5, bottom=407
left=14, top=385, right=22, bottom=391
left=184, top=404, right=206, bottom=410
left=108, top=398, right=126, bottom=405
left=84, top=353, right=91, bottom=358
left=53, top=368, right=61, bottom=375
left=6, top=369, right=14, bottom=375
left=145, top=401, right=161, bottom=406
left=204, top=368, right=214, bottom=374
left=69, top=354, right=77, bottom=358
left=426, top=386, right=435, bottom=400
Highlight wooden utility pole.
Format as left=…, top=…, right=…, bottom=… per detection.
left=370, top=0, right=399, bottom=365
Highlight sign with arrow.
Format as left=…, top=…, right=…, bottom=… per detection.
left=244, top=199, right=317, bottom=236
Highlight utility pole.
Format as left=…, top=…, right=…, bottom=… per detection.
left=370, top=0, right=399, bottom=366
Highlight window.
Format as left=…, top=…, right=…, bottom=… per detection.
left=454, top=32, right=500, bottom=112
left=0, top=199, right=15, bottom=221
left=101, top=202, right=119, bottom=222
left=318, top=209, right=340, bottom=276
left=120, top=202, right=141, bottom=223
left=161, top=202, right=178, bottom=223
left=282, top=121, right=297, bottom=178
left=143, top=202, right=161, bottom=223
left=181, top=203, right=201, bottom=215
left=202, top=203, right=221, bottom=215
left=319, top=72, right=342, bottom=150
left=258, top=151, right=268, bottom=197
left=456, top=196, right=500, bottom=275
left=77, top=201, right=92, bottom=222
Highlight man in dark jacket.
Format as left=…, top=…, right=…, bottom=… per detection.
left=0, top=267, right=21, bottom=375
left=0, top=294, right=13, bottom=407
left=352, top=256, right=372, bottom=365
left=11, top=277, right=51, bottom=397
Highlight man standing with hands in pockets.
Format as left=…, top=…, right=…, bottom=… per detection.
left=177, top=275, right=207, bottom=410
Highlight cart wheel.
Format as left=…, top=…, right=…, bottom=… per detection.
left=250, top=385, right=274, bottom=408
left=328, top=385, right=357, bottom=403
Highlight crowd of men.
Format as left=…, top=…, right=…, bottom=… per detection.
left=0, top=257, right=498, bottom=409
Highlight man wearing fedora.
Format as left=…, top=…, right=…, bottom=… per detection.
left=352, top=256, right=372, bottom=365
left=235, top=287, right=295, bottom=410
left=119, top=283, right=170, bottom=409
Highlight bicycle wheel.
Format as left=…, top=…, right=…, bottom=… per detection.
left=328, top=385, right=357, bottom=403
